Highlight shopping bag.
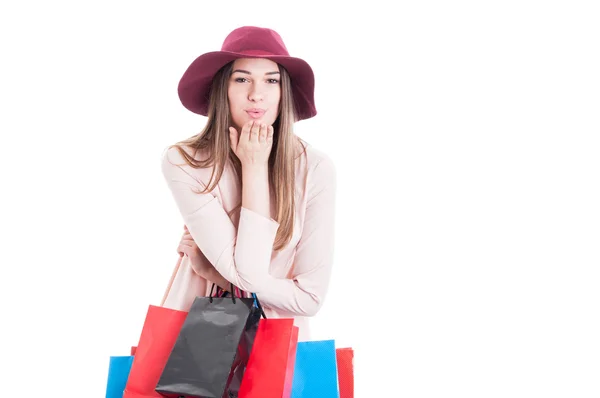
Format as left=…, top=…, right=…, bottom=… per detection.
left=238, top=318, right=299, bottom=397
left=336, top=348, right=354, bottom=398
left=155, top=285, right=263, bottom=397
left=106, top=355, right=134, bottom=398
left=291, top=340, right=340, bottom=398
left=122, top=305, right=188, bottom=398
left=283, top=326, right=300, bottom=398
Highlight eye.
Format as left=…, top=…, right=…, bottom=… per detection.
left=267, top=79, right=280, bottom=84
left=234, top=77, right=249, bottom=83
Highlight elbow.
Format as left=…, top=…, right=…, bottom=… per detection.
left=302, top=305, right=320, bottom=317
left=299, top=294, right=324, bottom=317
left=235, top=268, right=270, bottom=294
left=219, top=254, right=268, bottom=293
left=232, top=252, right=272, bottom=294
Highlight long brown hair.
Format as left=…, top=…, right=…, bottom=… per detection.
left=169, top=61, right=303, bottom=251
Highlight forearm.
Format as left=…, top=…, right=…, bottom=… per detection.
left=231, top=165, right=276, bottom=288
left=208, top=264, right=328, bottom=317
left=204, top=267, right=233, bottom=294
left=163, top=147, right=277, bottom=293
left=241, top=165, right=271, bottom=219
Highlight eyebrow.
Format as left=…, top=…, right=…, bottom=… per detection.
left=232, top=69, right=280, bottom=76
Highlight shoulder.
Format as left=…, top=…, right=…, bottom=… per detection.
left=160, top=144, right=213, bottom=187
left=160, top=144, right=211, bottom=172
left=160, top=146, right=188, bottom=180
left=298, top=141, right=336, bottom=201
left=301, top=141, right=336, bottom=182
left=161, top=145, right=184, bottom=168
left=161, top=144, right=207, bottom=166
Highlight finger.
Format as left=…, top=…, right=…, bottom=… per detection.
left=250, top=120, right=260, bottom=143
left=181, top=233, right=195, bottom=242
left=180, top=244, right=196, bottom=253
left=228, top=127, right=239, bottom=151
left=240, top=121, right=253, bottom=144
left=181, top=238, right=197, bottom=246
left=259, top=123, right=267, bottom=142
left=266, top=125, right=274, bottom=143
left=177, top=245, right=189, bottom=256
left=182, top=232, right=198, bottom=244
left=179, top=241, right=196, bottom=251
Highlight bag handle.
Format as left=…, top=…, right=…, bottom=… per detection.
left=252, top=293, right=267, bottom=319
left=209, top=282, right=238, bottom=303
left=161, top=255, right=267, bottom=319
left=160, top=255, right=183, bottom=307
left=208, top=283, right=267, bottom=319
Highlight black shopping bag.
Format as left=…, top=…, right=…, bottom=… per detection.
left=155, top=284, right=265, bottom=398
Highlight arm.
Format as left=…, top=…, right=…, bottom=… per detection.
left=162, top=147, right=337, bottom=316
left=161, top=147, right=279, bottom=293
left=249, top=155, right=337, bottom=316
left=242, top=165, right=271, bottom=219
left=205, top=266, right=234, bottom=293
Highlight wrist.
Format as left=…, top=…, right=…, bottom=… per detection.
left=242, top=163, right=268, bottom=175
left=204, top=267, right=231, bottom=292
left=202, top=266, right=217, bottom=281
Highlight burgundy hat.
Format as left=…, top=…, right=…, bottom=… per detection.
left=177, top=26, right=317, bottom=121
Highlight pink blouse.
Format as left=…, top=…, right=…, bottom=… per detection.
left=160, top=140, right=336, bottom=341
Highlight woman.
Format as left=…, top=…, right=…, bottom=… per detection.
left=161, top=26, right=336, bottom=342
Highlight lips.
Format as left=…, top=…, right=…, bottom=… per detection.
left=245, top=108, right=265, bottom=119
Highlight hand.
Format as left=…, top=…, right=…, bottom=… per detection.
left=229, top=120, right=274, bottom=167
left=177, top=225, right=213, bottom=278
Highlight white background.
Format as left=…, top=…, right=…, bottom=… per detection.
left=1, top=1, right=599, bottom=397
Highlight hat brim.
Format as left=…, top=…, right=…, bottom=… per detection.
left=177, top=51, right=316, bottom=121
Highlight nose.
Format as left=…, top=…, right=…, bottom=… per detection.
left=248, top=84, right=264, bottom=102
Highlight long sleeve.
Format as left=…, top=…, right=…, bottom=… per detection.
left=160, top=147, right=280, bottom=292
left=161, top=146, right=337, bottom=317
left=255, top=154, right=337, bottom=316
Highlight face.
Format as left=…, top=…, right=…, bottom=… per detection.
left=228, top=58, right=281, bottom=131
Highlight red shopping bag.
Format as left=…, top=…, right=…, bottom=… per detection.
left=336, top=348, right=354, bottom=398
left=283, top=326, right=299, bottom=398
left=122, top=305, right=187, bottom=398
left=239, top=318, right=299, bottom=398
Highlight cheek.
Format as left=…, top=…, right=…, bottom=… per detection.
left=268, top=89, right=281, bottom=119
left=227, top=87, right=240, bottom=108
left=269, top=106, right=279, bottom=121
left=227, top=94, right=243, bottom=127
left=228, top=90, right=246, bottom=117
left=228, top=81, right=250, bottom=103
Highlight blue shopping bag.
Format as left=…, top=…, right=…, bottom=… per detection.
left=105, top=355, right=134, bottom=398
left=291, top=340, right=340, bottom=398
